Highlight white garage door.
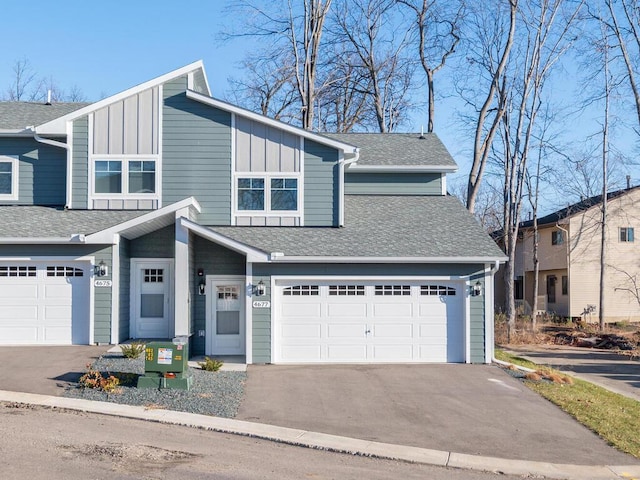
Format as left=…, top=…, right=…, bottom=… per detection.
left=275, top=281, right=465, bottom=363
left=0, top=262, right=90, bottom=345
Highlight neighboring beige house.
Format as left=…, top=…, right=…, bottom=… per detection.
left=498, top=186, right=640, bottom=323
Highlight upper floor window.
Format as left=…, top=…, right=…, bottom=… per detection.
left=620, top=227, right=634, bottom=243
left=0, top=156, right=18, bottom=201
left=551, top=230, right=564, bottom=245
left=94, top=159, right=156, bottom=195
left=237, top=176, right=298, bottom=212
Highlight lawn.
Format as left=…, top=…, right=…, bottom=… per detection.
left=495, top=349, right=640, bottom=459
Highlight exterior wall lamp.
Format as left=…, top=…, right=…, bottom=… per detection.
left=255, top=280, right=266, bottom=296
left=471, top=281, right=482, bottom=297
left=94, top=260, right=108, bottom=277
left=197, top=268, right=205, bottom=295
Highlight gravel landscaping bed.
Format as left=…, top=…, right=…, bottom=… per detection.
left=62, top=353, right=246, bottom=418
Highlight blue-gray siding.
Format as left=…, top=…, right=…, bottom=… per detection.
left=162, top=76, right=232, bottom=225
left=304, top=140, right=339, bottom=226
left=71, top=116, right=89, bottom=209
left=345, top=172, right=442, bottom=195
left=251, top=263, right=487, bottom=363
left=0, top=137, right=66, bottom=206
left=119, top=239, right=131, bottom=343
left=0, top=244, right=113, bottom=343
left=191, top=236, right=246, bottom=356
left=129, top=225, right=175, bottom=258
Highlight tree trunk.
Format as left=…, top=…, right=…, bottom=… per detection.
left=427, top=70, right=435, bottom=133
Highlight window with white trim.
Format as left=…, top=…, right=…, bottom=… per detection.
left=0, top=266, right=36, bottom=277
left=46, top=266, right=84, bottom=277
left=93, top=158, right=157, bottom=195
left=282, top=285, right=319, bottom=296
left=375, top=285, right=411, bottom=296
left=0, top=156, right=18, bottom=201
left=420, top=285, right=456, bottom=296
left=620, top=227, right=634, bottom=243
left=329, top=285, right=366, bottom=296
left=236, top=176, right=299, bottom=213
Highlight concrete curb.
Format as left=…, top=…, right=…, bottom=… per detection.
left=0, top=389, right=638, bottom=480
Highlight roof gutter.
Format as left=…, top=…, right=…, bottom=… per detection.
left=267, top=255, right=508, bottom=264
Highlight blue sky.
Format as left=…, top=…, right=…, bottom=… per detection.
left=2, top=0, right=638, bottom=215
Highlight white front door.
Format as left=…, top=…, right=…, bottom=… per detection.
left=206, top=278, right=245, bottom=355
left=131, top=259, right=173, bottom=339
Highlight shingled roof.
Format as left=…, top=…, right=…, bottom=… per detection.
left=322, top=132, right=457, bottom=168
left=210, top=195, right=504, bottom=259
left=0, top=102, right=89, bottom=130
left=0, top=206, right=148, bottom=238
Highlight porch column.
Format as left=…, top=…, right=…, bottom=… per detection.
left=174, top=211, right=190, bottom=337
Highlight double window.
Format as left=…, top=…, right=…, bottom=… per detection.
left=237, top=176, right=298, bottom=212
left=0, top=156, right=18, bottom=200
left=620, top=227, right=634, bottom=243
left=94, top=159, right=156, bottom=195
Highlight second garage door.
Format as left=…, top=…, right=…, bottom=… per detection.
left=0, top=262, right=90, bottom=345
left=274, top=281, right=465, bottom=363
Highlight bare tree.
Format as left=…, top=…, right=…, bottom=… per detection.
left=332, top=0, right=414, bottom=132
left=397, top=0, right=464, bottom=132
left=4, top=58, right=39, bottom=101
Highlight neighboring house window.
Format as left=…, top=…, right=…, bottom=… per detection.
left=551, top=230, right=564, bottom=245
left=620, top=227, right=634, bottom=243
left=0, top=156, right=18, bottom=200
left=237, top=178, right=265, bottom=210
left=514, top=276, right=523, bottom=300
left=562, top=276, right=568, bottom=295
left=94, top=159, right=157, bottom=195
left=236, top=176, right=299, bottom=212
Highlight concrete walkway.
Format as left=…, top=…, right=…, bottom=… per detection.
left=0, top=389, right=639, bottom=480
left=505, top=345, right=640, bottom=402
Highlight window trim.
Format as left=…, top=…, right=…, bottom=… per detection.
left=90, top=156, right=160, bottom=199
left=233, top=173, right=302, bottom=218
left=0, top=156, right=19, bottom=201
left=619, top=227, right=635, bottom=243
left=551, top=230, right=564, bottom=246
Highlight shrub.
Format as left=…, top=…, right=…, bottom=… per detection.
left=198, top=357, right=224, bottom=372
left=120, top=341, right=145, bottom=359
left=79, top=367, right=120, bottom=393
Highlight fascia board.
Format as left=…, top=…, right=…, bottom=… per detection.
left=347, top=164, right=458, bottom=173
left=0, top=130, right=37, bottom=137
left=85, top=197, right=201, bottom=243
left=0, top=238, right=87, bottom=244
left=185, top=90, right=359, bottom=156
left=36, top=61, right=206, bottom=135
left=181, top=218, right=270, bottom=263
left=268, top=255, right=509, bottom=264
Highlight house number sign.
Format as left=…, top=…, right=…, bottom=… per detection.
left=94, top=280, right=113, bottom=287
left=252, top=300, right=271, bottom=308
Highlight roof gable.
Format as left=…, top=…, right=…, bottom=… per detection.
left=35, top=61, right=209, bottom=135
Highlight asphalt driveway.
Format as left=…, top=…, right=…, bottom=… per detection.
left=236, top=363, right=638, bottom=465
left=0, top=346, right=109, bottom=396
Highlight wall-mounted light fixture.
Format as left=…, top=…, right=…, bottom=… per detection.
left=255, top=280, right=266, bottom=296
left=471, top=281, right=482, bottom=297
left=94, top=260, right=108, bottom=277
left=197, top=268, right=205, bottom=295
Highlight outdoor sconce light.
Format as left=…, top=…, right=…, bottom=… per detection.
left=255, top=280, right=266, bottom=296
left=471, top=281, right=482, bottom=297
left=94, top=260, right=108, bottom=277
left=198, top=268, right=205, bottom=295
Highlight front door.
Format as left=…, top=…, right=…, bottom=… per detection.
left=206, top=278, right=245, bottom=355
left=131, top=259, right=173, bottom=338
left=546, top=276, right=557, bottom=304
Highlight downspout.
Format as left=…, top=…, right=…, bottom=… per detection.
left=556, top=223, right=570, bottom=319
left=338, top=148, right=360, bottom=227
left=28, top=126, right=71, bottom=208
left=486, top=260, right=501, bottom=364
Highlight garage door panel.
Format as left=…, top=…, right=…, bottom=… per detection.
left=373, top=323, right=412, bottom=338
left=282, top=323, right=321, bottom=338
left=419, top=324, right=447, bottom=337
left=0, top=284, right=38, bottom=299
left=282, top=345, right=322, bottom=362
left=372, top=303, right=412, bottom=317
left=418, top=303, right=449, bottom=316
left=0, top=305, right=38, bottom=320
left=327, top=303, right=367, bottom=317
left=43, top=327, right=72, bottom=344
left=0, top=327, right=38, bottom=343
left=419, top=345, right=448, bottom=361
left=44, top=283, right=72, bottom=299
left=327, top=345, right=367, bottom=361
left=373, top=345, right=413, bottom=360
left=44, top=305, right=73, bottom=320
left=281, top=303, right=321, bottom=317
left=327, top=323, right=365, bottom=338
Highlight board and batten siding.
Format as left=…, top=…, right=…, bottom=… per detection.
left=0, top=138, right=66, bottom=206
left=345, top=172, right=442, bottom=195
left=191, top=236, right=246, bottom=356
left=251, top=263, right=487, bottom=364
left=92, top=87, right=159, bottom=156
left=162, top=76, right=232, bottom=225
left=304, top=140, right=339, bottom=226
left=71, top=117, right=89, bottom=209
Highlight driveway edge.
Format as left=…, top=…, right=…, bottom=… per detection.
left=0, top=389, right=637, bottom=480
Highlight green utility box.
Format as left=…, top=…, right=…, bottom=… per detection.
left=137, top=337, right=193, bottom=390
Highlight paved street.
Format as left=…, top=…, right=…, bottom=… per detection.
left=0, top=403, right=524, bottom=480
